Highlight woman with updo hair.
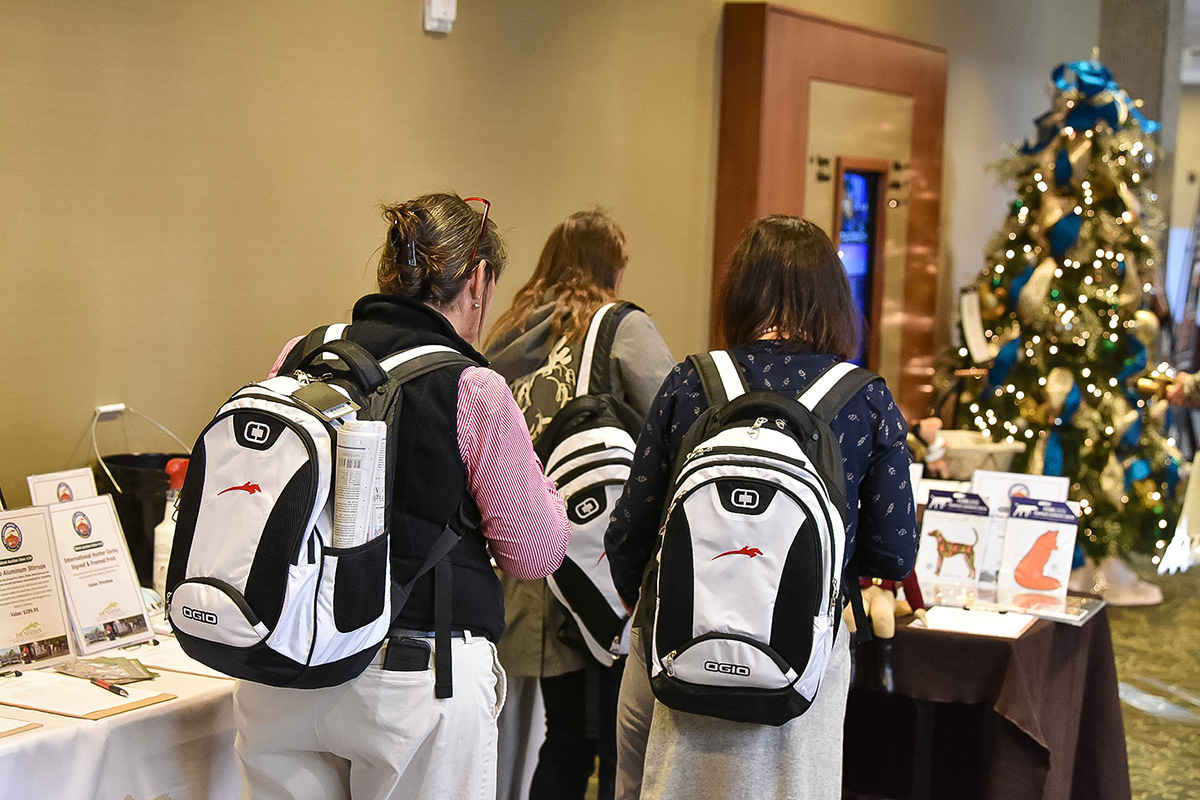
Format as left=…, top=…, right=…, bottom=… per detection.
left=604, top=215, right=917, bottom=799
left=486, top=210, right=674, bottom=800
left=235, top=192, right=572, bottom=800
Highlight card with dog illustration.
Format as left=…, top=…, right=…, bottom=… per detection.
left=996, top=498, right=1077, bottom=611
left=915, top=490, right=990, bottom=607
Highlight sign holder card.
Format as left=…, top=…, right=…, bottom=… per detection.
left=968, top=470, right=1071, bottom=588
left=0, top=507, right=75, bottom=671
left=915, top=490, right=990, bottom=607
left=46, top=496, right=154, bottom=655
left=996, top=498, right=1078, bottom=612
left=959, top=290, right=992, bottom=364
left=26, top=468, right=98, bottom=507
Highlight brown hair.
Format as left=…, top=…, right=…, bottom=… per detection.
left=377, top=193, right=507, bottom=306
left=721, top=215, right=858, bottom=360
left=487, top=210, right=628, bottom=345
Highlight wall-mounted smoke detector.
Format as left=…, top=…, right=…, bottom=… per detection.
left=424, top=0, right=457, bottom=34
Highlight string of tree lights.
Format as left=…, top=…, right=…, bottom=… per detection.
left=948, top=58, right=1183, bottom=561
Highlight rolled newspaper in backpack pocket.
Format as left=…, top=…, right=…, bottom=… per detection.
left=333, top=420, right=388, bottom=549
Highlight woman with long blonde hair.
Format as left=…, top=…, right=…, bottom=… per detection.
left=486, top=210, right=673, bottom=800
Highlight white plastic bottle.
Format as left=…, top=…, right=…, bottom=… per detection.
left=153, top=457, right=189, bottom=603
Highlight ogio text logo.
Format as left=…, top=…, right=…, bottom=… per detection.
left=244, top=421, right=270, bottom=444
left=574, top=497, right=601, bottom=521
left=731, top=488, right=760, bottom=508
left=704, top=660, right=750, bottom=677
left=181, top=606, right=218, bottom=626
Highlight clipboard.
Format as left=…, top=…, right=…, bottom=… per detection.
left=0, top=669, right=175, bottom=720
left=0, top=715, right=42, bottom=739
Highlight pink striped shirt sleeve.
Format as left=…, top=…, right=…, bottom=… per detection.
left=457, top=366, right=571, bottom=580
left=267, top=336, right=306, bottom=378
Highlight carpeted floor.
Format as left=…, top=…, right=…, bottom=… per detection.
left=1110, top=555, right=1200, bottom=800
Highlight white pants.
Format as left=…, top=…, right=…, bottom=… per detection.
left=233, top=635, right=507, bottom=800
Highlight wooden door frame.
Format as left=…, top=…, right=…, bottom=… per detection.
left=711, top=3, right=947, bottom=419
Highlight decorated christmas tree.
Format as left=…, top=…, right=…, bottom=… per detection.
left=950, top=58, right=1183, bottom=561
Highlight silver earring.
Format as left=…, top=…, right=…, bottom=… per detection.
left=473, top=302, right=481, bottom=308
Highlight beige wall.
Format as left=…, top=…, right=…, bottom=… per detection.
left=1171, top=85, right=1200, bottom=230
left=0, top=0, right=1101, bottom=505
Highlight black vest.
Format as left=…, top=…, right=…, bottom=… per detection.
left=311, top=294, right=506, bottom=642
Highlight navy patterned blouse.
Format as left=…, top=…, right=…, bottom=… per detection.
left=604, top=340, right=919, bottom=608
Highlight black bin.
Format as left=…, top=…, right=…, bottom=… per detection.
left=96, top=453, right=187, bottom=588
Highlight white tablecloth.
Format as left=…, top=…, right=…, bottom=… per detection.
left=0, top=639, right=238, bottom=800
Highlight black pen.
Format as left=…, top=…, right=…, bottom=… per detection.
left=90, top=677, right=129, bottom=697
left=0, top=670, right=20, bottom=678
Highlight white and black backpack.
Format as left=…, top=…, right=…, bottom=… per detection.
left=166, top=335, right=474, bottom=689
left=644, top=351, right=876, bottom=725
left=533, top=302, right=643, bottom=665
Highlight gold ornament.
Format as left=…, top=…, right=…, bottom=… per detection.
left=1119, top=262, right=1142, bottom=312
left=1132, top=309, right=1159, bottom=346
left=1019, top=395, right=1042, bottom=422
left=1107, top=394, right=1138, bottom=441
left=1066, top=137, right=1093, bottom=190
left=1100, top=454, right=1127, bottom=508
left=1027, top=436, right=1046, bottom=475
left=1045, top=367, right=1075, bottom=414
left=1131, top=478, right=1157, bottom=506
left=1117, top=181, right=1142, bottom=218
left=1039, top=195, right=1075, bottom=231
left=1017, top=258, right=1058, bottom=325
left=979, top=283, right=1005, bottom=321
left=1149, top=397, right=1168, bottom=427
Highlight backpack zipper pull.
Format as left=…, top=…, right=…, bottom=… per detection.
left=749, top=417, right=768, bottom=437
left=685, top=445, right=713, bottom=461
left=664, top=650, right=677, bottom=677
left=774, top=418, right=787, bottom=430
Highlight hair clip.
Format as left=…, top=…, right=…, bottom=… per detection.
left=407, top=240, right=418, bottom=268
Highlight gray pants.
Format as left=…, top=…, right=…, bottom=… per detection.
left=614, top=626, right=654, bottom=800
left=615, top=625, right=851, bottom=800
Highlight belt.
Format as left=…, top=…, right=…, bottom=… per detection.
left=388, top=627, right=475, bottom=641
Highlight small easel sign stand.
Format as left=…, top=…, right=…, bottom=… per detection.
left=0, top=506, right=76, bottom=671
left=45, top=495, right=155, bottom=655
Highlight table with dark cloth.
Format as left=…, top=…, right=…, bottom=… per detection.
left=842, top=607, right=1129, bottom=800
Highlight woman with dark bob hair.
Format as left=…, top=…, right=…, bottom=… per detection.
left=236, top=193, right=572, bottom=800
left=604, top=215, right=918, bottom=798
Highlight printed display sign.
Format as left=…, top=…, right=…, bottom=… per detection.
left=0, top=507, right=75, bottom=670
left=27, top=468, right=99, bottom=507
left=968, top=470, right=1070, bottom=587
left=915, top=490, right=990, bottom=607
left=46, top=496, right=153, bottom=654
left=996, top=498, right=1077, bottom=612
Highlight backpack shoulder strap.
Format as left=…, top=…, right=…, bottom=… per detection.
left=687, top=350, right=749, bottom=407
left=796, top=361, right=879, bottom=423
left=575, top=302, right=640, bottom=398
left=379, top=344, right=476, bottom=385
left=278, top=323, right=351, bottom=375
